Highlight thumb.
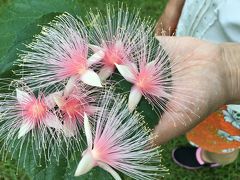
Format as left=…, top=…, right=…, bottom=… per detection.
left=151, top=103, right=201, bottom=146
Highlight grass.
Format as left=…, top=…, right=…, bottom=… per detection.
left=163, top=136, right=240, bottom=180
left=0, top=0, right=240, bottom=179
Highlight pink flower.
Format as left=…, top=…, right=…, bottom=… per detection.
left=53, top=78, right=99, bottom=137
left=74, top=93, right=167, bottom=179
left=115, top=40, right=172, bottom=113
left=18, top=13, right=102, bottom=89
left=0, top=83, right=63, bottom=165
left=87, top=6, right=153, bottom=81
left=0, top=79, right=102, bottom=165
left=89, top=40, right=131, bottom=81
left=16, top=89, right=62, bottom=138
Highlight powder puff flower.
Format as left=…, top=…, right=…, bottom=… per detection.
left=0, top=81, right=62, bottom=165
left=0, top=78, right=102, bottom=165
left=115, top=38, right=173, bottom=113
left=87, top=5, right=153, bottom=81
left=17, top=13, right=102, bottom=89
left=116, top=36, right=202, bottom=125
left=74, top=92, right=168, bottom=180
left=16, top=89, right=62, bottom=138
left=52, top=78, right=100, bottom=137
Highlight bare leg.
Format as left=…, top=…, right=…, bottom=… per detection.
left=201, top=149, right=239, bottom=165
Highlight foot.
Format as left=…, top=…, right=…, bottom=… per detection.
left=172, top=146, right=220, bottom=169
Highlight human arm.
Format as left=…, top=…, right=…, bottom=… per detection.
left=155, top=0, right=185, bottom=36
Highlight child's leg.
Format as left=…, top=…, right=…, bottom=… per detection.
left=202, top=149, right=239, bottom=165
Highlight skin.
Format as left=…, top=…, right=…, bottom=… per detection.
left=153, top=36, right=240, bottom=146
left=155, top=0, right=185, bottom=36
left=154, top=0, right=240, bottom=165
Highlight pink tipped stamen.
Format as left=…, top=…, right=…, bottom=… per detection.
left=103, top=43, right=125, bottom=67
left=18, top=93, right=48, bottom=125
left=60, top=97, right=85, bottom=122
left=17, top=13, right=102, bottom=88
left=55, top=89, right=96, bottom=129
left=92, top=141, right=121, bottom=166
left=75, top=94, right=167, bottom=179
left=135, top=67, right=163, bottom=96
left=21, top=98, right=47, bottom=122
left=56, top=49, right=88, bottom=79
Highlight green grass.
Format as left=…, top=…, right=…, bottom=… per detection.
left=0, top=0, right=240, bottom=179
left=163, top=136, right=240, bottom=180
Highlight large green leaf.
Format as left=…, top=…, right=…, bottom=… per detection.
left=0, top=0, right=168, bottom=179
left=0, top=0, right=167, bottom=75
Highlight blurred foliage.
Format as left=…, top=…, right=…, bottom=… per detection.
left=0, top=158, right=30, bottom=180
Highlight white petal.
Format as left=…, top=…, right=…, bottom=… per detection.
left=16, top=89, right=32, bottom=104
left=88, top=44, right=104, bottom=53
left=53, top=94, right=65, bottom=108
left=43, top=113, right=62, bottom=130
left=18, top=120, right=35, bottom=139
left=63, top=118, right=77, bottom=137
left=64, top=75, right=79, bottom=97
left=98, top=162, right=121, bottom=180
left=87, top=50, right=105, bottom=66
left=115, top=64, right=135, bottom=83
left=84, top=113, right=93, bottom=149
left=98, top=66, right=115, bottom=81
left=74, top=150, right=95, bottom=176
left=80, top=69, right=102, bottom=87
left=45, top=91, right=63, bottom=109
left=128, top=86, right=142, bottom=112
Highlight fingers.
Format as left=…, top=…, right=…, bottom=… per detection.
left=152, top=109, right=201, bottom=146
left=155, top=0, right=185, bottom=36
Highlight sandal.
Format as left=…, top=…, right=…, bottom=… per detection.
left=172, top=146, right=220, bottom=169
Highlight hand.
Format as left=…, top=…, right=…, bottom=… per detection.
left=152, top=36, right=240, bottom=146
left=155, top=0, right=185, bottom=36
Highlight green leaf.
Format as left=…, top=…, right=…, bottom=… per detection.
left=0, top=0, right=168, bottom=179
left=0, top=12, right=61, bottom=77
left=0, top=0, right=79, bottom=60
left=0, top=0, right=167, bottom=75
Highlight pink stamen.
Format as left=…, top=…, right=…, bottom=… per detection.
left=75, top=93, right=167, bottom=179
left=135, top=66, right=163, bottom=96
left=92, top=141, right=121, bottom=166
left=103, top=44, right=124, bottom=67
left=19, top=96, right=47, bottom=124
left=60, top=97, right=85, bottom=123
left=57, top=51, right=88, bottom=79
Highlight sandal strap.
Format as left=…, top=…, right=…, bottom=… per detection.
left=196, top=147, right=205, bottom=165
left=196, top=147, right=220, bottom=167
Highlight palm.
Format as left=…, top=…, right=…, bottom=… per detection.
left=153, top=36, right=226, bottom=145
